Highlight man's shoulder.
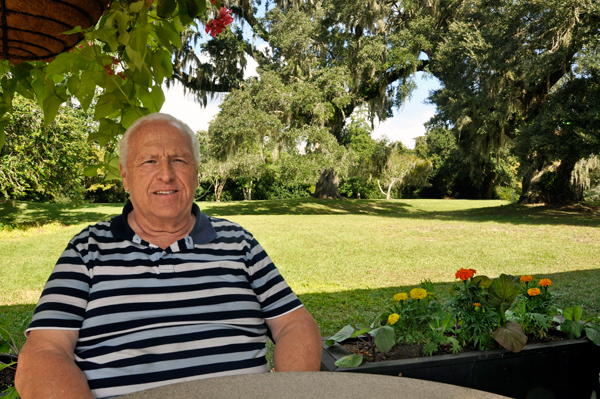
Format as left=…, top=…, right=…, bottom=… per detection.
left=68, top=220, right=114, bottom=245
left=204, top=215, right=253, bottom=239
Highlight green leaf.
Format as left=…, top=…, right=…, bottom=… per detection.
left=563, top=306, right=583, bottom=322
left=472, top=275, right=492, bottom=288
left=105, top=164, right=122, bottom=181
left=559, top=320, right=584, bottom=339
left=492, top=321, right=527, bottom=352
left=151, top=50, right=167, bottom=84
left=95, top=93, right=121, bottom=119
left=334, top=354, right=363, bottom=368
left=488, top=274, right=520, bottom=309
left=0, top=126, right=5, bottom=151
left=350, top=327, right=371, bottom=338
left=129, top=1, right=145, bottom=12
left=46, top=52, right=76, bottom=75
left=370, top=326, right=395, bottom=353
left=62, top=26, right=83, bottom=35
left=160, top=21, right=182, bottom=48
left=42, top=95, right=66, bottom=127
left=0, top=385, right=20, bottom=399
left=154, top=25, right=173, bottom=53
left=149, top=85, right=165, bottom=112
left=325, top=325, right=354, bottom=346
left=88, top=28, right=120, bottom=52
left=121, top=106, right=149, bottom=128
left=196, top=0, right=206, bottom=14
left=584, top=325, right=600, bottom=346
left=84, top=165, right=101, bottom=177
left=125, top=46, right=144, bottom=71
left=157, top=0, right=177, bottom=18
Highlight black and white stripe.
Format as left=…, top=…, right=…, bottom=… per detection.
left=28, top=203, right=302, bottom=398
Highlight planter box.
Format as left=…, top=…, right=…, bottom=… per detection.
left=321, top=338, right=600, bottom=399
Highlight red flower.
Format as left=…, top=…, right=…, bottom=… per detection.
left=205, top=7, right=234, bottom=37
left=455, top=268, right=476, bottom=281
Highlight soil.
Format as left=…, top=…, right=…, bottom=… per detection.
left=342, top=329, right=568, bottom=364
left=0, top=359, right=17, bottom=393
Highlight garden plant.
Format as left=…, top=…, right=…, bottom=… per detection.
left=327, top=269, right=600, bottom=368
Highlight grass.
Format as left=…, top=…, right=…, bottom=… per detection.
left=2, top=198, right=600, bottom=344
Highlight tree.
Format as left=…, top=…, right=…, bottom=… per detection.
left=424, top=0, right=600, bottom=201
left=377, top=150, right=431, bottom=200
left=0, top=96, right=98, bottom=202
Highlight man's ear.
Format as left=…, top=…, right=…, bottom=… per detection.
left=120, top=163, right=129, bottom=191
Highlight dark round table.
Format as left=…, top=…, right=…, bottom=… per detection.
left=116, top=371, right=510, bottom=398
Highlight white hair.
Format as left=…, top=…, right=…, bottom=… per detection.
left=119, top=113, right=199, bottom=170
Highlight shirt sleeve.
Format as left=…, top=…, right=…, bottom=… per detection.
left=26, top=234, right=92, bottom=334
left=244, top=236, right=303, bottom=320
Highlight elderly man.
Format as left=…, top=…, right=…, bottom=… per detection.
left=16, top=113, right=322, bottom=399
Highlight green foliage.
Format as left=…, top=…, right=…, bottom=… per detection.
left=326, top=318, right=396, bottom=368
left=0, top=97, right=98, bottom=202
left=0, top=0, right=225, bottom=171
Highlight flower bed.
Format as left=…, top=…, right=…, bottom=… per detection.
left=326, top=270, right=600, bottom=367
left=322, top=269, right=600, bottom=397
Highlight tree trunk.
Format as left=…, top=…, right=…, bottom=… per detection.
left=313, top=168, right=342, bottom=199
left=519, top=160, right=578, bottom=204
left=481, top=170, right=497, bottom=200
left=243, top=180, right=253, bottom=201
left=214, top=178, right=227, bottom=202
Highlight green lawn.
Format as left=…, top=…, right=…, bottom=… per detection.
left=2, top=198, right=600, bottom=342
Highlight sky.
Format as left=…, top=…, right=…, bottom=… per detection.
left=160, top=57, right=441, bottom=149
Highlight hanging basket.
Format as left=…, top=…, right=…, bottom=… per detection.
left=0, top=0, right=110, bottom=65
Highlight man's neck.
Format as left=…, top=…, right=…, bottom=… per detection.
left=127, top=209, right=196, bottom=249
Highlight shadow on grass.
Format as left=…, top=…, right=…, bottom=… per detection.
left=299, top=268, right=600, bottom=336
left=0, top=201, right=123, bottom=227
left=3, top=270, right=598, bottom=339
left=202, top=199, right=600, bottom=227
left=2, top=199, right=600, bottom=228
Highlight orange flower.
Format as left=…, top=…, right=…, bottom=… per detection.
left=539, top=279, right=552, bottom=288
left=520, top=275, right=532, bottom=283
left=527, top=288, right=541, bottom=296
left=473, top=303, right=481, bottom=307
left=455, top=268, right=476, bottom=281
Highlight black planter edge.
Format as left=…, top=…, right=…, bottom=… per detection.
left=321, top=337, right=596, bottom=373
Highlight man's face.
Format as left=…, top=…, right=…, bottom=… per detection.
left=120, top=121, right=198, bottom=226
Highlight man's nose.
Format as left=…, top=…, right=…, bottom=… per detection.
left=157, top=161, right=176, bottom=181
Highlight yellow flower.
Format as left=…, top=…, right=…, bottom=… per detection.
left=527, top=288, right=541, bottom=296
left=387, top=313, right=400, bottom=325
left=539, top=278, right=552, bottom=288
left=520, top=275, right=533, bottom=283
left=394, top=293, right=408, bottom=301
left=410, top=288, right=427, bottom=300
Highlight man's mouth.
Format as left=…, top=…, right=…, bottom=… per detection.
left=154, top=190, right=177, bottom=195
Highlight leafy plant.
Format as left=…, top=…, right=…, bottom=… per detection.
left=555, top=306, right=600, bottom=345
left=1, top=312, right=33, bottom=398
left=326, top=316, right=395, bottom=368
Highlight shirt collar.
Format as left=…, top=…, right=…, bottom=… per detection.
left=110, top=202, right=216, bottom=245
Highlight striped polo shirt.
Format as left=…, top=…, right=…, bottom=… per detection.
left=27, top=202, right=303, bottom=398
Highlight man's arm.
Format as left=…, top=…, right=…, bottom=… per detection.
left=15, top=329, right=94, bottom=399
left=265, top=307, right=322, bottom=371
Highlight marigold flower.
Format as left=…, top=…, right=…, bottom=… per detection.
left=520, top=275, right=532, bottom=283
left=539, top=278, right=552, bottom=288
left=527, top=288, right=541, bottom=296
left=473, top=302, right=481, bottom=307
left=410, top=288, right=427, bottom=300
left=394, top=293, right=408, bottom=301
left=455, top=268, right=476, bottom=281
left=387, top=313, right=400, bottom=325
